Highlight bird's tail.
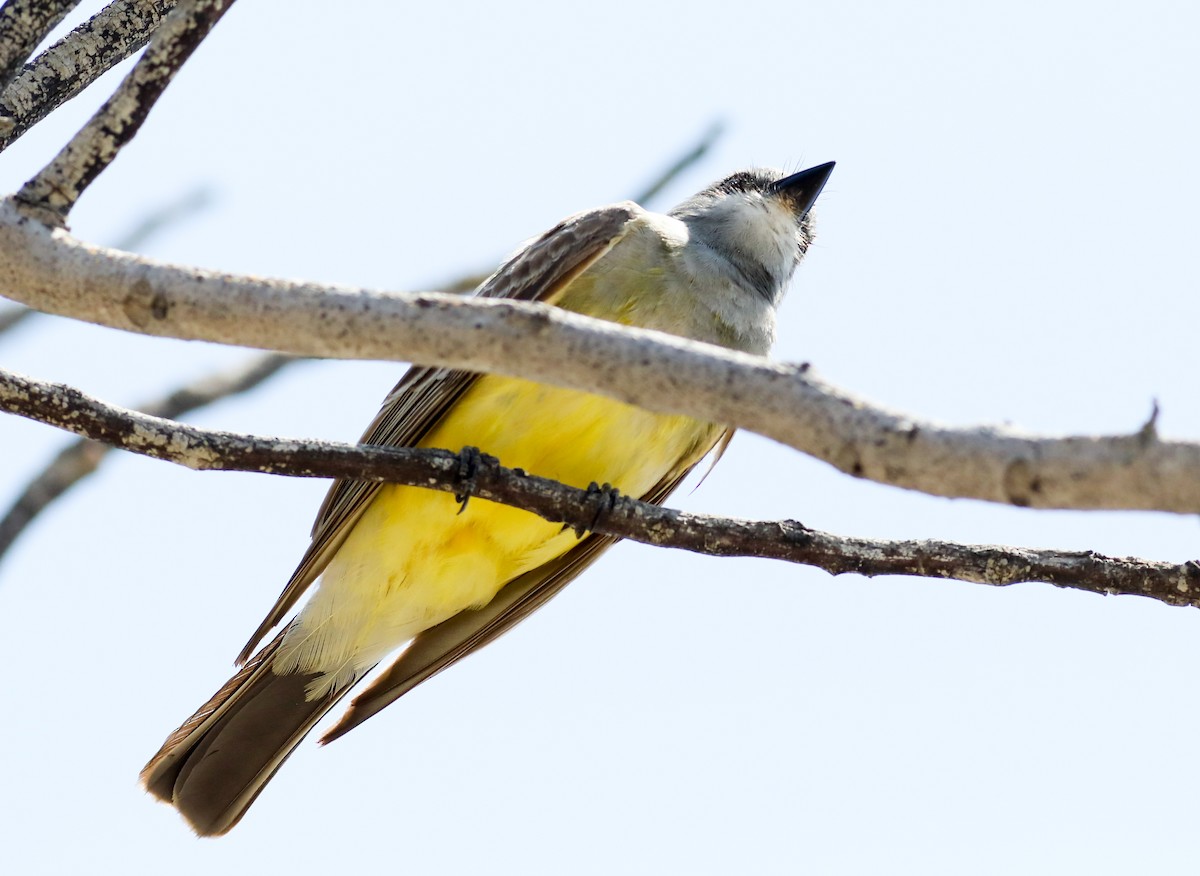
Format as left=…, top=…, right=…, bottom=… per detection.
left=140, top=628, right=352, bottom=836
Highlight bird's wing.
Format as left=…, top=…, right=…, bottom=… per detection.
left=318, top=434, right=730, bottom=744
left=236, top=202, right=647, bottom=664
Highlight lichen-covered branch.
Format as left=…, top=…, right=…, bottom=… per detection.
left=2, top=365, right=1196, bottom=606
left=0, top=0, right=177, bottom=149
left=13, top=0, right=230, bottom=221
left=0, top=0, right=81, bottom=96
left=0, top=202, right=1196, bottom=513
left=0, top=352, right=291, bottom=560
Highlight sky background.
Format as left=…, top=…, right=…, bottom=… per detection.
left=2, top=1, right=1199, bottom=873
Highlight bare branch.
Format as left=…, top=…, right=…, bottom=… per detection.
left=0, top=122, right=699, bottom=551
left=630, top=120, right=724, bottom=207
left=110, top=183, right=211, bottom=250
left=0, top=433, right=106, bottom=558
left=145, top=352, right=294, bottom=421
left=13, top=0, right=231, bottom=222
left=0, top=0, right=81, bottom=96
left=2, top=365, right=1197, bottom=607
left=0, top=203, right=1196, bottom=513
left=437, top=123, right=724, bottom=294
left=0, top=352, right=291, bottom=561
left=0, top=301, right=32, bottom=334
left=0, top=121, right=709, bottom=544
left=0, top=0, right=176, bottom=150
left=0, top=182, right=211, bottom=336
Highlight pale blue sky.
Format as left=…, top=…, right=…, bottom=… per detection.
left=2, top=2, right=1198, bottom=873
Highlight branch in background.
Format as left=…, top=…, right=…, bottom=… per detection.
left=0, top=182, right=212, bottom=337
left=13, top=0, right=231, bottom=222
left=3, top=366, right=1197, bottom=607
left=0, top=0, right=176, bottom=149
left=0, top=203, right=1196, bottom=513
left=0, top=124, right=713, bottom=551
left=437, top=121, right=724, bottom=293
left=0, top=0, right=81, bottom=98
left=0, top=352, right=291, bottom=560
left=0, top=302, right=32, bottom=334
left=108, top=182, right=211, bottom=250
left=631, top=120, right=723, bottom=207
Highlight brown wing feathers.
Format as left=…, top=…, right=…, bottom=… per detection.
left=141, top=204, right=726, bottom=835
left=319, top=439, right=724, bottom=744
left=234, top=204, right=642, bottom=665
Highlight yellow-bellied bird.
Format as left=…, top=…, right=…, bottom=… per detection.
left=142, top=161, right=835, bottom=835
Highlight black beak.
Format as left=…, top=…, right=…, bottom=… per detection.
left=769, top=161, right=835, bottom=216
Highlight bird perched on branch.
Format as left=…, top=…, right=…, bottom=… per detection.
left=142, top=160, right=835, bottom=836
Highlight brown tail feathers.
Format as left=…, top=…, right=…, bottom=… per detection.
left=140, top=630, right=354, bottom=836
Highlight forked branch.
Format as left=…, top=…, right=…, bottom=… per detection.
left=0, top=0, right=82, bottom=95
left=13, top=0, right=230, bottom=221
left=0, top=0, right=177, bottom=148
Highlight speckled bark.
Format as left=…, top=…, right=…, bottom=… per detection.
left=14, top=0, right=230, bottom=219
left=0, top=352, right=292, bottom=559
left=0, top=199, right=1197, bottom=513
left=2, top=366, right=1196, bottom=608
left=0, top=0, right=176, bottom=148
left=0, top=0, right=81, bottom=95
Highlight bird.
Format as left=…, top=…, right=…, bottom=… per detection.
left=141, top=160, right=835, bottom=836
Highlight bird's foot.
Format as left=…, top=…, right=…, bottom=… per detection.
left=454, top=446, right=484, bottom=513
left=575, top=481, right=620, bottom=538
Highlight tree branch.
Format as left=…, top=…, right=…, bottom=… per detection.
left=437, top=122, right=724, bottom=294
left=0, top=301, right=32, bottom=334
left=0, top=181, right=211, bottom=334
left=0, top=0, right=176, bottom=148
left=0, top=123, right=714, bottom=555
left=110, top=182, right=210, bottom=250
left=13, top=0, right=230, bottom=221
left=631, top=120, right=723, bottom=206
left=0, top=0, right=81, bottom=96
left=0, top=352, right=291, bottom=561
left=2, top=365, right=1196, bottom=606
left=0, top=203, right=1196, bottom=513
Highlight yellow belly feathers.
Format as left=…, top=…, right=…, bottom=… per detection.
left=276, top=375, right=716, bottom=695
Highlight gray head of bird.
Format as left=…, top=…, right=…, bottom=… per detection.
left=670, top=162, right=834, bottom=308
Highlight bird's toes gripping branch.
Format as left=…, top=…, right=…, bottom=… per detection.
left=454, top=446, right=487, bottom=513
left=573, top=482, right=621, bottom=539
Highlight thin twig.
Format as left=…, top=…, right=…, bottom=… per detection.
left=0, top=303, right=32, bottom=334
left=1, top=365, right=1197, bottom=606
left=0, top=1, right=176, bottom=149
left=13, top=0, right=231, bottom=222
left=437, top=122, right=724, bottom=294
left=0, top=0, right=81, bottom=97
left=110, top=183, right=212, bottom=250
left=631, top=120, right=724, bottom=207
left=0, top=353, right=291, bottom=561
